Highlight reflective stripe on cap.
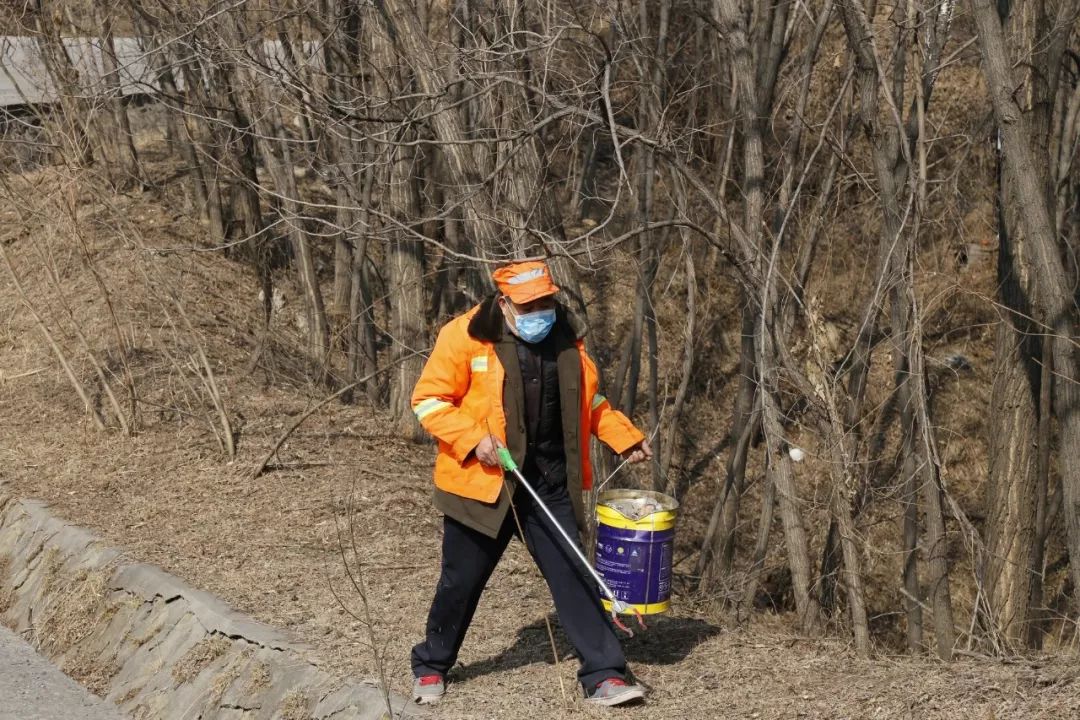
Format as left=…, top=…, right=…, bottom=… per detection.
left=506, top=267, right=546, bottom=285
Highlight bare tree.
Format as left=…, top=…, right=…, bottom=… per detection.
left=970, top=0, right=1080, bottom=614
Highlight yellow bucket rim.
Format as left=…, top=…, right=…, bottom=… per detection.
left=596, top=489, right=678, bottom=531
left=602, top=598, right=670, bottom=615
left=596, top=506, right=676, bottom=531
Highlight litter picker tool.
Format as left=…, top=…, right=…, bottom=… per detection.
left=497, top=446, right=647, bottom=636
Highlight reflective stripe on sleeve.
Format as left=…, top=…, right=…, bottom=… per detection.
left=414, top=398, right=453, bottom=420
left=591, top=393, right=607, bottom=410
left=470, top=356, right=489, bottom=372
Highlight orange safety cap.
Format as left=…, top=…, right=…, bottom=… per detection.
left=492, top=261, right=560, bottom=304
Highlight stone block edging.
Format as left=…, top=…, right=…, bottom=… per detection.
left=0, top=485, right=420, bottom=720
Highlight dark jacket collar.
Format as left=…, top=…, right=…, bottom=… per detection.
left=467, top=295, right=585, bottom=344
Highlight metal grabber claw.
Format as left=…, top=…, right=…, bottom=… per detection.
left=497, top=447, right=647, bottom=637
left=608, top=599, right=648, bottom=637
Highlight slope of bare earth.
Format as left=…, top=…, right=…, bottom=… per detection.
left=0, top=158, right=1078, bottom=719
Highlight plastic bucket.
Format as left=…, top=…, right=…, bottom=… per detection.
left=595, top=489, right=679, bottom=615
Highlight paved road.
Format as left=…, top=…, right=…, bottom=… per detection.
left=0, top=625, right=125, bottom=720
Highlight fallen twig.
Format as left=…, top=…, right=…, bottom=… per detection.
left=251, top=349, right=429, bottom=479
left=0, top=367, right=47, bottom=381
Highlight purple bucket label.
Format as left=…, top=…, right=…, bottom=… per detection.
left=595, top=525, right=674, bottom=608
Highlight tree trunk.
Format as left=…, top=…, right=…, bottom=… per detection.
left=96, top=6, right=140, bottom=186
left=1028, top=338, right=1053, bottom=649
left=374, top=0, right=504, bottom=257
left=129, top=13, right=211, bottom=225
left=983, top=172, right=1039, bottom=649
left=611, top=246, right=656, bottom=419
left=662, top=250, right=697, bottom=494
left=970, top=0, right=1080, bottom=601
left=901, top=418, right=923, bottom=651
left=713, top=0, right=823, bottom=630
left=373, top=22, right=427, bottom=438
left=760, top=365, right=823, bottom=633
left=740, top=469, right=775, bottom=618
left=234, top=29, right=330, bottom=370
left=698, top=302, right=757, bottom=585
left=349, top=142, right=381, bottom=406
left=32, top=5, right=97, bottom=167
left=173, top=51, right=228, bottom=244
left=835, top=0, right=957, bottom=657
left=908, top=278, right=955, bottom=659
left=385, top=147, right=426, bottom=439
left=828, top=460, right=872, bottom=657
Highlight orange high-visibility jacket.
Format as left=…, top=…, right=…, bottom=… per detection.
left=411, top=303, right=644, bottom=504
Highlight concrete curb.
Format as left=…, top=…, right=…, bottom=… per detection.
left=0, top=486, right=421, bottom=719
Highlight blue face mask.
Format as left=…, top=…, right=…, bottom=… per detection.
left=507, top=305, right=556, bottom=343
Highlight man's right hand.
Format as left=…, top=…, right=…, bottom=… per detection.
left=474, top=435, right=503, bottom=467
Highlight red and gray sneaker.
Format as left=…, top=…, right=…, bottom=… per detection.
left=584, top=677, right=646, bottom=706
left=412, top=674, right=445, bottom=704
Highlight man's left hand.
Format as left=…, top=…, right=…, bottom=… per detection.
left=622, top=440, right=653, bottom=464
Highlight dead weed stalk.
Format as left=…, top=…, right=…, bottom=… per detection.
left=328, top=483, right=395, bottom=719
left=0, top=239, right=106, bottom=430
left=33, top=225, right=131, bottom=435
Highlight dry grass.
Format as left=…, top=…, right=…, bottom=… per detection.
left=209, top=662, right=242, bottom=707
left=247, top=661, right=271, bottom=693
left=280, top=690, right=312, bottom=720
left=127, top=605, right=164, bottom=647
left=116, top=686, right=141, bottom=705
left=38, top=547, right=63, bottom=597
left=144, top=655, right=164, bottom=678
left=66, top=656, right=121, bottom=696
left=36, top=566, right=112, bottom=654
left=29, top=560, right=124, bottom=694
left=172, top=636, right=232, bottom=685
left=0, top=555, right=12, bottom=615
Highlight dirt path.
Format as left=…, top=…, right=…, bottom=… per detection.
left=1, top=392, right=1077, bottom=719
left=0, top=625, right=126, bottom=720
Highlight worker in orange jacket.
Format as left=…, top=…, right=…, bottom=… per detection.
left=410, top=260, right=652, bottom=707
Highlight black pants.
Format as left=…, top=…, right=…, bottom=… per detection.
left=411, top=483, right=627, bottom=690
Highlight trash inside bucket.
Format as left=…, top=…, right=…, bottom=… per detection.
left=595, top=489, right=678, bottom=615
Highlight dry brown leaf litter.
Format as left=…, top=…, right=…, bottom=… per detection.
left=0, top=154, right=1076, bottom=720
